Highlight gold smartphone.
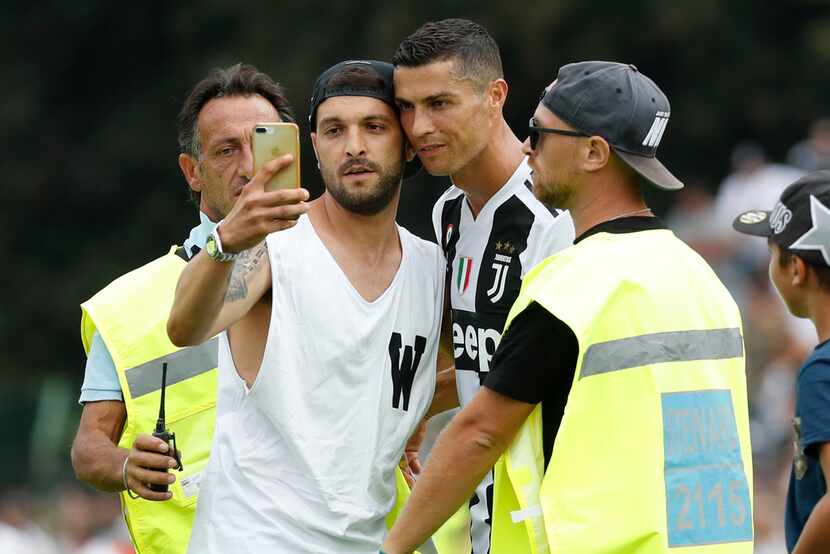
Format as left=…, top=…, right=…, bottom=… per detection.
left=252, top=122, right=301, bottom=191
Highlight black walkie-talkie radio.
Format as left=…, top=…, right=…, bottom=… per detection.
left=149, top=362, right=183, bottom=493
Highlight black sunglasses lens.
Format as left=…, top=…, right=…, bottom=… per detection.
left=529, top=128, right=539, bottom=150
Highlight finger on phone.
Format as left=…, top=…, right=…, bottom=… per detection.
left=247, top=154, right=295, bottom=192
left=261, top=188, right=310, bottom=206
left=263, top=153, right=294, bottom=173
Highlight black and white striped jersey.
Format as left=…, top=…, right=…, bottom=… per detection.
left=431, top=157, right=574, bottom=554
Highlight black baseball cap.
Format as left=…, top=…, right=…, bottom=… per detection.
left=540, top=61, right=684, bottom=191
left=733, top=170, right=830, bottom=267
left=308, top=59, right=421, bottom=179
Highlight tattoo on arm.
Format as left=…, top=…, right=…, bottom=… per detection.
left=225, top=242, right=268, bottom=302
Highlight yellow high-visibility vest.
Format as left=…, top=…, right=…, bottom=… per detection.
left=81, top=246, right=459, bottom=553
left=389, top=469, right=472, bottom=554
left=490, top=229, right=754, bottom=553
left=81, top=246, right=218, bottom=554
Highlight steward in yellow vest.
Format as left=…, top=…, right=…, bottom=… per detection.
left=490, top=228, right=753, bottom=553
left=81, top=245, right=218, bottom=554
left=381, top=61, right=754, bottom=554
left=70, top=63, right=297, bottom=554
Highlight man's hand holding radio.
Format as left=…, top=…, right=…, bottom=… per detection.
left=123, top=434, right=180, bottom=501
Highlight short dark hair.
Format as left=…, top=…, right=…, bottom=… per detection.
left=393, top=18, right=503, bottom=90
left=177, top=63, right=294, bottom=205
left=776, top=244, right=830, bottom=291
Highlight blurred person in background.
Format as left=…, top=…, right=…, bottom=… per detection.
left=70, top=63, right=294, bottom=554
left=384, top=61, right=754, bottom=554
left=712, top=143, right=803, bottom=286
left=734, top=171, right=830, bottom=553
left=788, top=119, right=830, bottom=172
left=0, top=488, right=58, bottom=554
left=666, top=179, right=725, bottom=260
left=393, top=19, right=574, bottom=554
left=75, top=493, right=134, bottom=554
left=50, top=485, right=134, bottom=554
left=167, top=60, right=444, bottom=554
left=54, top=484, right=96, bottom=552
left=715, top=142, right=804, bottom=233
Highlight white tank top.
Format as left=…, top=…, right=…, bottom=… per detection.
left=188, top=215, right=444, bottom=554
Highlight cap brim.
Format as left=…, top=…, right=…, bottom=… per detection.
left=615, top=150, right=685, bottom=191
left=732, top=209, right=772, bottom=237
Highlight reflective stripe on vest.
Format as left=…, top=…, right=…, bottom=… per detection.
left=126, top=337, right=218, bottom=398
left=81, top=247, right=217, bottom=554
left=491, top=229, right=754, bottom=554
left=581, top=327, right=744, bottom=378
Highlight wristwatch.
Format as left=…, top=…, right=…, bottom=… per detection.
left=205, top=226, right=241, bottom=263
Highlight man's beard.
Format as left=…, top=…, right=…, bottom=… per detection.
left=531, top=171, right=573, bottom=211
left=323, top=157, right=403, bottom=216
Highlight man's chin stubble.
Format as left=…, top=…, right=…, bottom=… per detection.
left=325, top=171, right=402, bottom=216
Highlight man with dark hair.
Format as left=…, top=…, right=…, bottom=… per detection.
left=177, top=63, right=294, bottom=209
left=393, top=18, right=574, bottom=554
left=71, top=63, right=295, bottom=554
left=734, top=172, right=830, bottom=553
left=167, top=60, right=444, bottom=554
left=384, top=61, right=753, bottom=554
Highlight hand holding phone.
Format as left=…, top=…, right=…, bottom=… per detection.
left=253, top=122, right=301, bottom=191
left=214, top=124, right=308, bottom=253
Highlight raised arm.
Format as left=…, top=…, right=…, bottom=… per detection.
left=167, top=155, right=309, bottom=346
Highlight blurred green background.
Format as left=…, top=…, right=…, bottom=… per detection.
left=3, top=1, right=830, bottom=550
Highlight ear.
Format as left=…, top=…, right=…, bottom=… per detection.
left=487, top=78, right=508, bottom=110
left=178, top=153, right=203, bottom=193
left=792, top=255, right=808, bottom=286
left=581, top=136, right=612, bottom=173
left=310, top=132, right=321, bottom=169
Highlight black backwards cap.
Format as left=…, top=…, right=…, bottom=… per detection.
left=308, top=59, right=421, bottom=179
left=541, top=61, right=684, bottom=191
left=733, top=170, right=830, bottom=268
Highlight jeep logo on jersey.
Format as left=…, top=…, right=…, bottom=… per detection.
left=452, top=323, right=501, bottom=373
left=388, top=333, right=426, bottom=411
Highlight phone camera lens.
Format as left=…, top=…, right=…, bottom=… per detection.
left=255, top=127, right=266, bottom=134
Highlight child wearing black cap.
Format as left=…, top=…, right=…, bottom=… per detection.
left=734, top=170, right=830, bottom=553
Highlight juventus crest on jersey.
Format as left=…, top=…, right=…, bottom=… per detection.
left=431, top=158, right=574, bottom=554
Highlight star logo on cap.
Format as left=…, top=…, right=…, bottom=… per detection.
left=790, top=195, right=830, bottom=265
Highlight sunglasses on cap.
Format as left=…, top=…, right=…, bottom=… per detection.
left=528, top=117, right=588, bottom=150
